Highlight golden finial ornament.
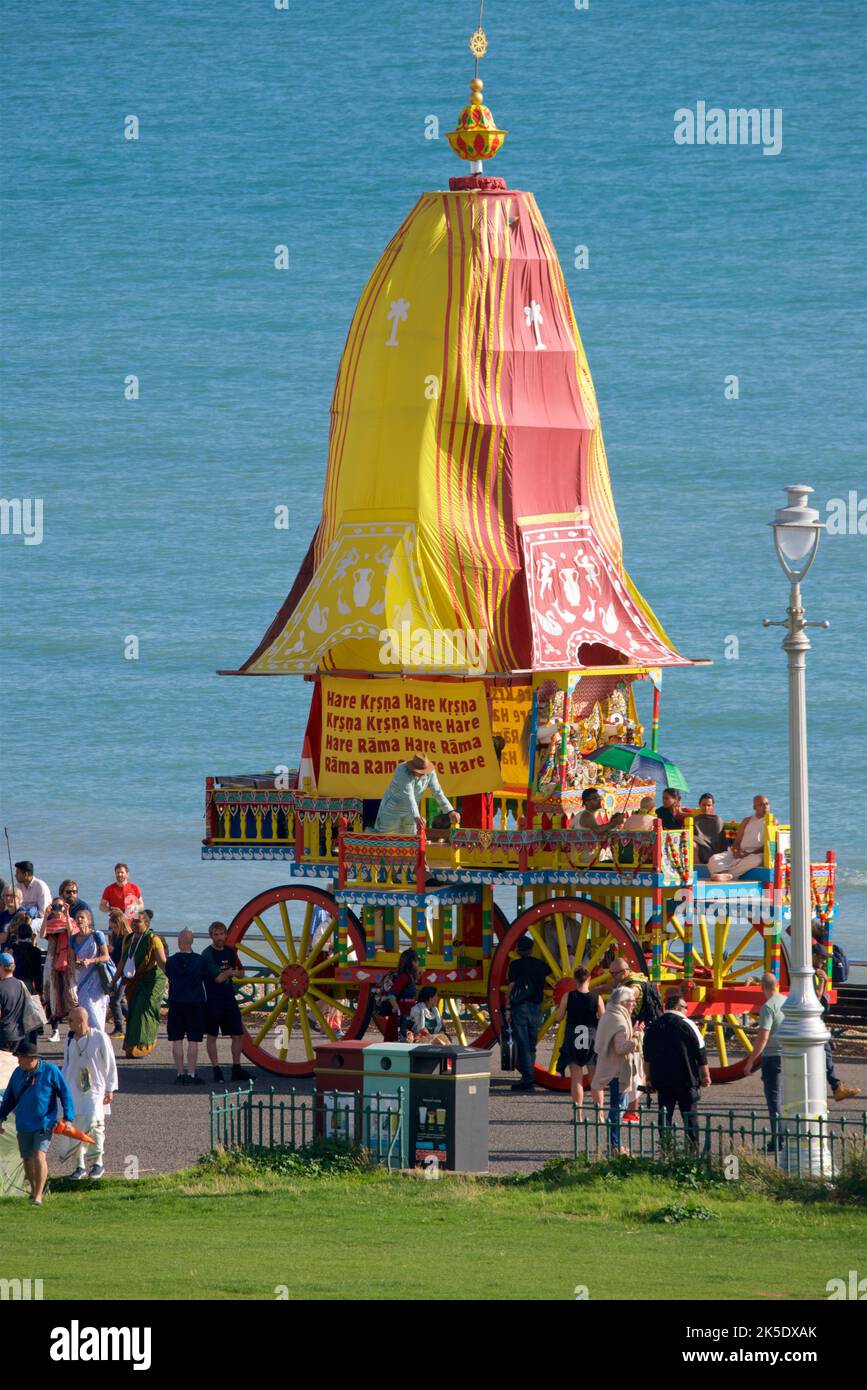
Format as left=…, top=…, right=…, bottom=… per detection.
left=447, top=2, right=506, bottom=165
left=469, top=28, right=488, bottom=60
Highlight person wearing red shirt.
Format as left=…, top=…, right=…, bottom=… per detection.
left=99, top=863, right=144, bottom=920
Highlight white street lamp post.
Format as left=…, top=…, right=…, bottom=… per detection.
left=764, top=485, right=831, bottom=1174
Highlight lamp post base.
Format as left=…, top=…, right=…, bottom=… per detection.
left=779, top=987, right=832, bottom=1176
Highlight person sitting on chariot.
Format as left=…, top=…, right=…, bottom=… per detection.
left=691, top=792, right=727, bottom=865
left=569, top=788, right=625, bottom=867
left=706, top=795, right=770, bottom=881
left=374, top=754, right=459, bottom=837
left=406, top=986, right=449, bottom=1044
left=375, top=948, right=420, bottom=1042
left=618, top=796, right=657, bottom=867
left=656, top=788, right=685, bottom=830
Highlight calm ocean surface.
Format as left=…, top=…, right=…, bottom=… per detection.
left=1, top=1, right=864, bottom=951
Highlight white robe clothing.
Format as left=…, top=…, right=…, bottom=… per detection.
left=707, top=815, right=766, bottom=878
left=61, top=1028, right=118, bottom=1128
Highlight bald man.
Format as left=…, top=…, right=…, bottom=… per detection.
left=164, top=930, right=207, bottom=1084
left=60, top=1006, right=117, bottom=1180
left=708, top=796, right=771, bottom=881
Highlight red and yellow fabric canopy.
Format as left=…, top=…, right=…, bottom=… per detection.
left=237, top=177, right=692, bottom=677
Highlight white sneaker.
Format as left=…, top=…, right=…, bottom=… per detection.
left=47, top=1029, right=60, bottom=1043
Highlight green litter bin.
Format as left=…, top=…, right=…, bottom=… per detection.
left=361, top=1042, right=431, bottom=1167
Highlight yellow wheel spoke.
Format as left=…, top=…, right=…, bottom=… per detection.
left=721, top=925, right=760, bottom=973
left=253, top=993, right=289, bottom=1047
left=554, top=914, right=570, bottom=973
left=307, top=985, right=354, bottom=1017
left=256, top=913, right=290, bottom=967
left=237, top=942, right=282, bottom=972
left=463, top=1001, right=489, bottom=1028
left=713, top=1020, right=729, bottom=1069
left=297, top=1001, right=315, bottom=1063
left=537, top=1008, right=559, bottom=1042
left=298, top=901, right=314, bottom=961
left=571, top=916, right=590, bottom=973
left=585, top=932, right=614, bottom=974
left=445, top=997, right=467, bottom=1046
left=592, top=969, right=614, bottom=995
left=307, top=995, right=337, bottom=1041
left=545, top=1014, right=567, bottom=1073
left=303, top=918, right=336, bottom=969
left=726, top=960, right=764, bottom=981
left=239, top=989, right=283, bottom=1017
left=279, top=1001, right=297, bottom=1059
left=713, top=918, right=730, bottom=989
left=529, top=924, right=561, bottom=978
left=699, top=916, right=713, bottom=971
left=725, top=1013, right=753, bottom=1053
left=275, top=902, right=297, bottom=963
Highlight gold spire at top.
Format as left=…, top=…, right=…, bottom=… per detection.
left=446, top=2, right=506, bottom=165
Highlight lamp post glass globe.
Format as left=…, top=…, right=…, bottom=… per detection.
left=770, top=484, right=824, bottom=583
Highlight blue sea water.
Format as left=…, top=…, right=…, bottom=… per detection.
left=1, top=1, right=864, bottom=952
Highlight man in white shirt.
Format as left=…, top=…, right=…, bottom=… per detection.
left=14, top=861, right=52, bottom=945
left=707, top=795, right=770, bottom=882
left=59, top=1006, right=118, bottom=1180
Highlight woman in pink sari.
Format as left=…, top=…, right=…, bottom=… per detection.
left=41, top=898, right=79, bottom=1039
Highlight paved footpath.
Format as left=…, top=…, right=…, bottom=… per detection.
left=37, top=1029, right=866, bottom=1178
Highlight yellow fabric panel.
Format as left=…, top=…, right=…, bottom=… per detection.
left=318, top=676, right=499, bottom=798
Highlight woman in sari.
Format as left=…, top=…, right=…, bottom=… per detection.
left=106, top=909, right=130, bottom=1035
left=118, top=909, right=167, bottom=1058
left=70, top=909, right=113, bottom=1031
left=42, top=897, right=79, bottom=1039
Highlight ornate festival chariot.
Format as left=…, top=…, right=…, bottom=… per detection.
left=201, top=26, right=838, bottom=1089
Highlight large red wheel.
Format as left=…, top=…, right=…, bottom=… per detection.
left=226, top=885, right=370, bottom=1077
left=488, top=897, right=647, bottom=1091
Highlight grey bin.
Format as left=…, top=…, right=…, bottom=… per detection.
left=409, top=1045, right=492, bottom=1173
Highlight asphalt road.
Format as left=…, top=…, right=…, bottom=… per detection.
left=33, top=1027, right=866, bottom=1178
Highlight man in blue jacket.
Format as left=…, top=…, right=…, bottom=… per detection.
left=0, top=1041, right=75, bottom=1205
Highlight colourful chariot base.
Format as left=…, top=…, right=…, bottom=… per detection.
left=202, top=778, right=837, bottom=1089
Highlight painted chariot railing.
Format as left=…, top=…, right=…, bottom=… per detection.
left=337, top=824, right=427, bottom=894
left=203, top=778, right=363, bottom=861
left=294, top=795, right=364, bottom=866
left=448, top=823, right=690, bottom=882
left=204, top=775, right=298, bottom=845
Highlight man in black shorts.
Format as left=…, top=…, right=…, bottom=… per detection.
left=506, top=936, right=551, bottom=1092
left=165, top=929, right=207, bottom=1085
left=202, top=921, right=246, bottom=1083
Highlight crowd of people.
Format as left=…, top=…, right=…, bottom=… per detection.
left=0, top=859, right=252, bottom=1202
left=503, top=945, right=859, bottom=1152
left=0, top=843, right=860, bottom=1197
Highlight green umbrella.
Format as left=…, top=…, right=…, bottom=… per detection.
left=584, top=743, right=689, bottom=795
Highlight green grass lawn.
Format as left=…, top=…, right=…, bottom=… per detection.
left=2, top=1154, right=865, bottom=1300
